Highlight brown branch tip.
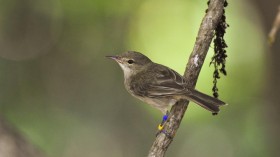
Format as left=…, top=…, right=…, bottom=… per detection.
left=268, top=6, right=280, bottom=45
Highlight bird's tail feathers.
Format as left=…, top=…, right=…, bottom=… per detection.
left=185, top=89, right=227, bottom=114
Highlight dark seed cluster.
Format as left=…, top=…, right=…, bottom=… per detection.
left=208, top=0, right=229, bottom=98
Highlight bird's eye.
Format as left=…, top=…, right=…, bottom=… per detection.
left=127, top=60, right=134, bottom=64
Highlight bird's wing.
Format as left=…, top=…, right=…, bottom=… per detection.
left=145, top=66, right=189, bottom=97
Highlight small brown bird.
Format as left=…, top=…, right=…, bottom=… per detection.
left=107, top=51, right=227, bottom=115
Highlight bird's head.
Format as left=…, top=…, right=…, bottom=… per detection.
left=106, top=51, right=152, bottom=78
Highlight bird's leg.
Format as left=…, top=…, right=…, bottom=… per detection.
left=156, top=111, right=170, bottom=136
left=161, top=111, right=169, bottom=125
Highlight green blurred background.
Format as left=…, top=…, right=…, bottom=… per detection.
left=0, top=0, right=279, bottom=156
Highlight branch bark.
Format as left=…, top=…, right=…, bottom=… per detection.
left=268, top=5, right=280, bottom=45
left=147, top=0, right=226, bottom=156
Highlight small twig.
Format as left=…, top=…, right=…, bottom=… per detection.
left=268, top=6, right=280, bottom=45
left=147, top=0, right=226, bottom=156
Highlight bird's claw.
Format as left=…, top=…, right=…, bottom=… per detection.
left=156, top=126, right=173, bottom=139
left=155, top=111, right=172, bottom=138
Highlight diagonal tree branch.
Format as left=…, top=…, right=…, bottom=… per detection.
left=147, top=0, right=226, bottom=156
left=268, top=5, right=280, bottom=45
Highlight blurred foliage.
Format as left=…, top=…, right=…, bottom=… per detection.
left=0, top=0, right=272, bottom=157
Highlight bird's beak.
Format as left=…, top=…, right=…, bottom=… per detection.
left=106, top=55, right=121, bottom=62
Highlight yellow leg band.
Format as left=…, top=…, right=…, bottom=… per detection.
left=158, top=124, right=164, bottom=131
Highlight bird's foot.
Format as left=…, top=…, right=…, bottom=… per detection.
left=156, top=125, right=173, bottom=139
left=155, top=111, right=172, bottom=138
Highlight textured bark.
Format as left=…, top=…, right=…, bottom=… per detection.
left=0, top=116, right=46, bottom=157
left=147, top=0, right=226, bottom=156
left=268, top=6, right=280, bottom=45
